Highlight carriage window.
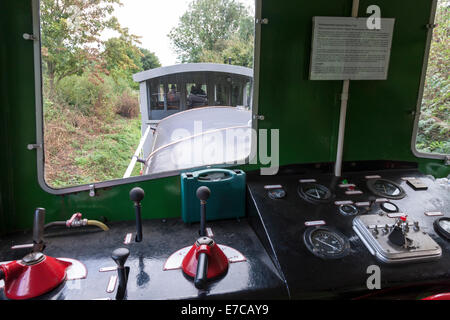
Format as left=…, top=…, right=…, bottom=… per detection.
left=415, top=0, right=449, bottom=156
left=187, top=83, right=208, bottom=108
left=215, top=84, right=229, bottom=106
left=37, top=0, right=256, bottom=191
left=167, top=84, right=180, bottom=110
left=150, top=83, right=165, bottom=111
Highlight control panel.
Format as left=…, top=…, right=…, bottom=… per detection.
left=247, top=163, right=450, bottom=298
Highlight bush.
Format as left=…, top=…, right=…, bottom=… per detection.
left=115, top=90, right=140, bottom=118
left=56, top=73, right=117, bottom=121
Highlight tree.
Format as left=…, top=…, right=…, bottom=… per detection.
left=102, top=23, right=144, bottom=88
left=40, top=0, right=125, bottom=93
left=168, top=0, right=254, bottom=66
left=199, top=34, right=254, bottom=67
left=139, top=48, right=162, bottom=70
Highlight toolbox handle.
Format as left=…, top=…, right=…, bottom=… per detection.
left=196, top=169, right=237, bottom=182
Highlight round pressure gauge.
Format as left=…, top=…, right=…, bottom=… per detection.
left=380, top=201, right=399, bottom=213
left=338, top=204, right=359, bottom=216
left=298, top=183, right=333, bottom=204
left=434, top=217, right=450, bottom=241
left=367, top=179, right=406, bottom=200
left=303, top=226, right=350, bottom=259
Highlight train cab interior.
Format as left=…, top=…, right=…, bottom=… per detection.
left=1, top=0, right=449, bottom=308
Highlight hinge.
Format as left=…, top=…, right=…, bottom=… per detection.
left=23, top=33, right=37, bottom=41
left=253, top=114, right=265, bottom=121
left=89, top=184, right=96, bottom=197
left=27, top=143, right=42, bottom=150
left=256, top=18, right=269, bottom=25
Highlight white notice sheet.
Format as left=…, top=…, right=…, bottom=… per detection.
left=310, top=17, right=395, bottom=80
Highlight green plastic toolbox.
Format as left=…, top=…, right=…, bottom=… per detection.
left=181, top=168, right=246, bottom=223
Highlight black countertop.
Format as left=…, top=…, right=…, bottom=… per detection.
left=0, top=218, right=287, bottom=300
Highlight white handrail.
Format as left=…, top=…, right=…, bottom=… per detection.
left=123, top=126, right=151, bottom=178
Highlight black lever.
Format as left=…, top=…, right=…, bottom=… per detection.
left=196, top=186, right=211, bottom=237
left=112, top=247, right=130, bottom=300
left=130, top=187, right=145, bottom=242
left=32, top=208, right=46, bottom=253
left=194, top=251, right=209, bottom=289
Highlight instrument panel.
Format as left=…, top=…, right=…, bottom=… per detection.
left=247, top=163, right=450, bottom=298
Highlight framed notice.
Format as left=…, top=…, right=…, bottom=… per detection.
left=309, top=17, right=395, bottom=80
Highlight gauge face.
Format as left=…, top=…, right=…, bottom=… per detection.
left=304, top=227, right=350, bottom=259
left=434, top=218, right=450, bottom=240
left=439, top=220, right=450, bottom=233
left=298, top=183, right=332, bottom=203
left=268, top=188, right=286, bottom=199
left=380, top=201, right=399, bottom=213
left=339, top=204, right=358, bottom=216
left=367, top=179, right=406, bottom=200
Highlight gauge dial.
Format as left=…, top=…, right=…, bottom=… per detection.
left=380, top=201, right=399, bottom=213
left=367, top=179, right=406, bottom=200
left=434, top=217, right=450, bottom=241
left=338, top=204, right=359, bottom=216
left=439, top=220, right=450, bottom=233
left=304, top=227, right=350, bottom=259
left=298, top=183, right=332, bottom=203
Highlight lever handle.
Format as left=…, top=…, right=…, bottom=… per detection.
left=194, top=252, right=209, bottom=289
left=111, top=248, right=130, bottom=300
left=196, top=186, right=211, bottom=202
left=32, top=208, right=46, bottom=252
left=130, top=187, right=144, bottom=242
left=130, top=187, right=145, bottom=203
left=112, top=248, right=130, bottom=269
left=196, top=186, right=211, bottom=237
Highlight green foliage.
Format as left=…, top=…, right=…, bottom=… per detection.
left=40, top=0, right=121, bottom=89
left=168, top=0, right=254, bottom=66
left=139, top=47, right=162, bottom=70
left=417, top=1, right=450, bottom=155
left=102, top=26, right=145, bottom=89
left=199, top=33, right=254, bottom=67
left=56, top=73, right=117, bottom=120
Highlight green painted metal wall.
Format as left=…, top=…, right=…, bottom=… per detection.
left=1, top=0, right=448, bottom=235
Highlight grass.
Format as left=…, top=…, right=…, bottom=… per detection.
left=44, top=102, right=142, bottom=189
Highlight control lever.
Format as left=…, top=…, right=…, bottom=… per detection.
left=130, top=187, right=145, bottom=242
left=388, top=217, right=413, bottom=248
left=195, top=186, right=211, bottom=289
left=181, top=186, right=228, bottom=290
left=197, top=186, right=211, bottom=237
left=194, top=243, right=209, bottom=289
left=111, top=248, right=130, bottom=300
left=32, top=208, right=46, bottom=253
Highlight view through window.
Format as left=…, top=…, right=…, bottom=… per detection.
left=415, top=0, right=449, bottom=156
left=40, top=0, right=255, bottom=189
